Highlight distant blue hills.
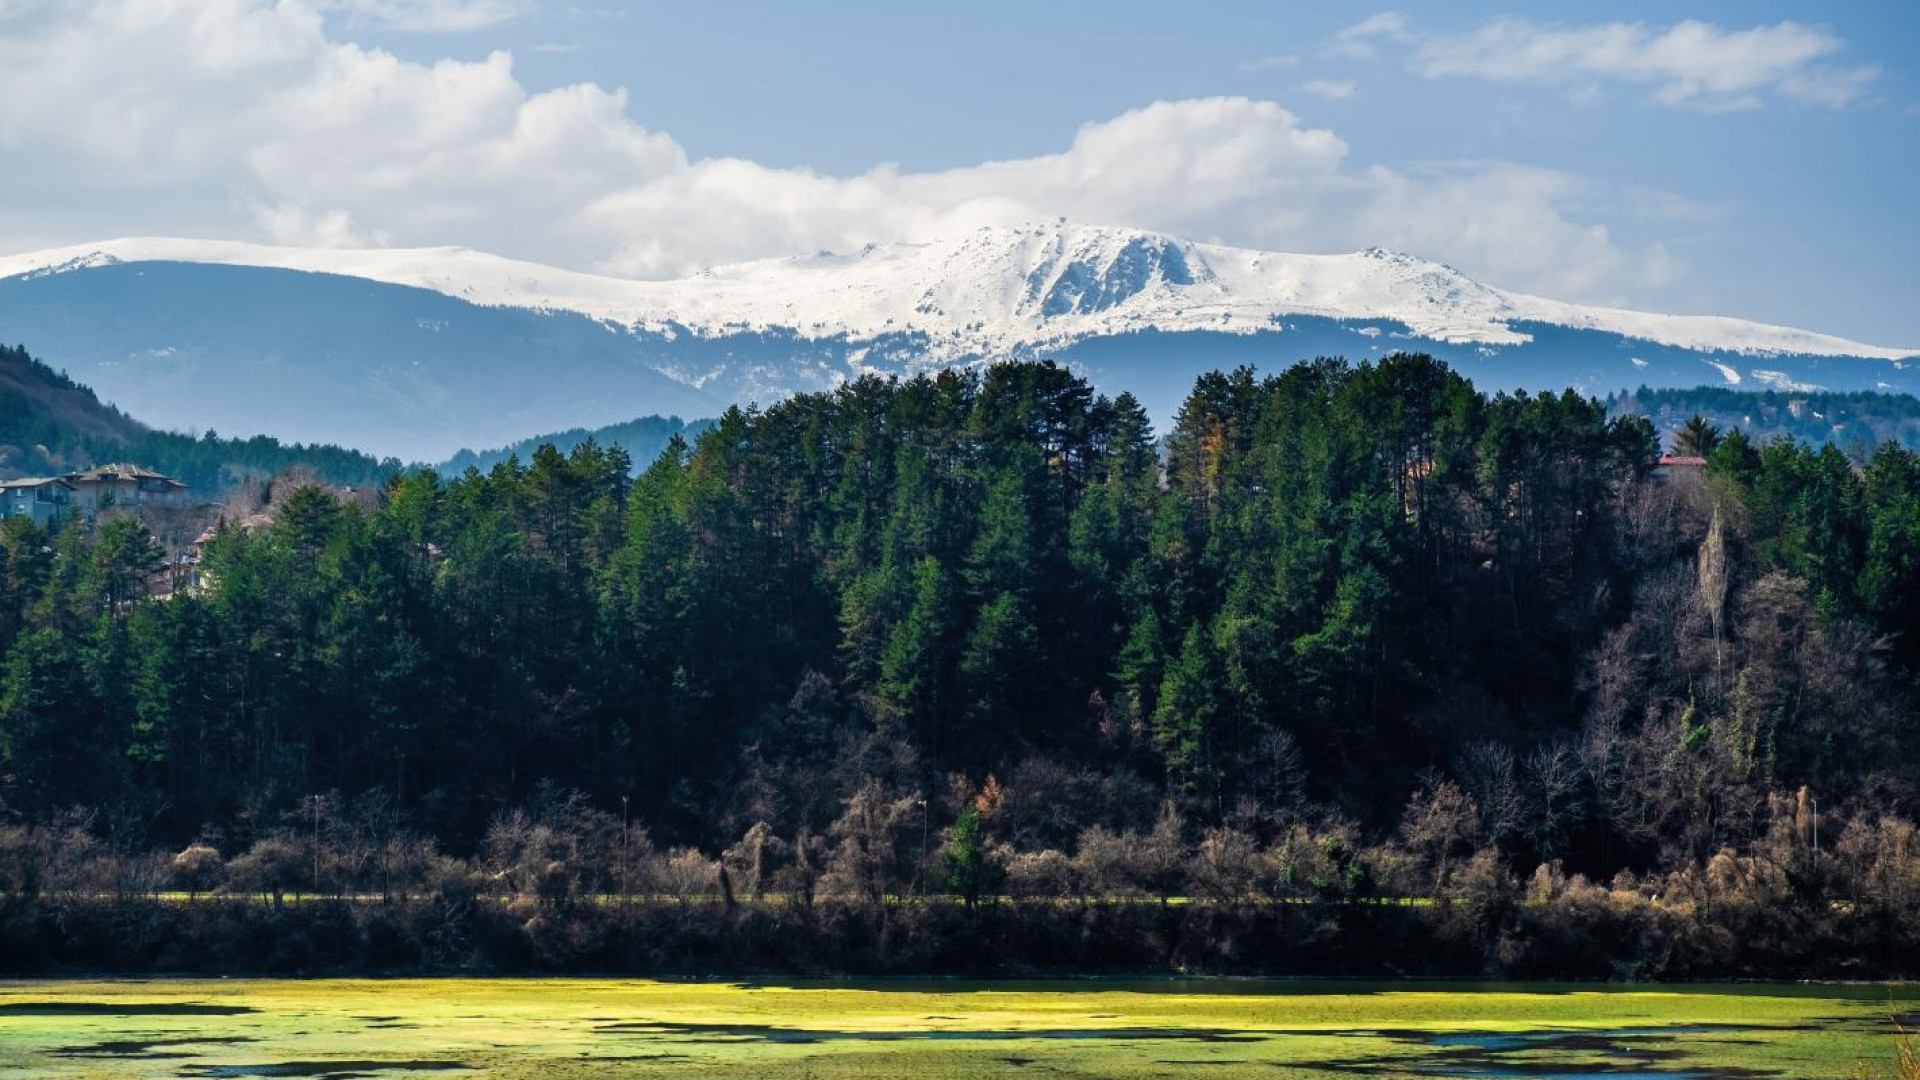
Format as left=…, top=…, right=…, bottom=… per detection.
left=2, top=243, right=1913, bottom=462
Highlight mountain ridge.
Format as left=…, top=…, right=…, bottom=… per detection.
left=4, top=224, right=1912, bottom=362
left=438, top=414, right=712, bottom=476
left=3, top=223, right=1916, bottom=460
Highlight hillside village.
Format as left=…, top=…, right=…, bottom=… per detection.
left=0, top=462, right=187, bottom=527
left=0, top=459, right=372, bottom=600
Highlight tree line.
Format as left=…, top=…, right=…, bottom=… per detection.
left=0, top=342, right=399, bottom=492
left=1612, top=383, right=1920, bottom=454
left=1, top=355, right=1917, bottom=974
left=437, top=414, right=709, bottom=475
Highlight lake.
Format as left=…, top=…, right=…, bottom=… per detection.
left=0, top=978, right=1912, bottom=1078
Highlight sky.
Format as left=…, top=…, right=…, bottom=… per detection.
left=0, top=0, right=1914, bottom=344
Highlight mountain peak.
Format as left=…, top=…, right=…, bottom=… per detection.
left=2, top=227, right=1912, bottom=365
left=2, top=225, right=1917, bottom=461
left=17, top=249, right=124, bottom=280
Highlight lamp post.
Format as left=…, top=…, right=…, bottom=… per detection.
left=310, top=795, right=321, bottom=899
left=917, top=796, right=929, bottom=899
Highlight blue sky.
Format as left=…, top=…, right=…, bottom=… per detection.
left=1, top=1, right=1915, bottom=343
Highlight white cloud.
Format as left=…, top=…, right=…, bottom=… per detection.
left=1327, top=12, right=1411, bottom=60
left=1568, top=83, right=1605, bottom=109
left=1301, top=79, right=1357, bottom=100
left=583, top=97, right=1353, bottom=277
left=252, top=204, right=384, bottom=248
left=1778, top=64, right=1881, bottom=109
left=1412, top=18, right=1877, bottom=111
left=0, top=0, right=1687, bottom=306
left=320, top=0, right=531, bottom=32
left=1236, top=54, right=1297, bottom=73
left=1349, top=162, right=1677, bottom=300
left=1618, top=186, right=1728, bottom=225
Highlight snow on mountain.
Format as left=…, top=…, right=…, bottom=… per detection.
left=0, top=238, right=649, bottom=322
left=4, top=224, right=1911, bottom=364
left=3, top=223, right=1914, bottom=461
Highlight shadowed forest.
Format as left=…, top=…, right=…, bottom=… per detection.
left=2, top=355, right=1916, bottom=977
left=0, top=343, right=398, bottom=490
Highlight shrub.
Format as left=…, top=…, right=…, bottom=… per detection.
left=171, top=844, right=224, bottom=898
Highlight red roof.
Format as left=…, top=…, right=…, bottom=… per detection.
left=1656, top=455, right=1707, bottom=467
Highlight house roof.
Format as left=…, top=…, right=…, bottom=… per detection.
left=63, top=463, right=186, bottom=488
left=0, top=476, right=75, bottom=490
left=193, top=510, right=276, bottom=546
left=1656, top=455, right=1708, bottom=467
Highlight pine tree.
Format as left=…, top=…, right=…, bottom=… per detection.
left=877, top=556, right=949, bottom=738
left=957, top=590, right=1038, bottom=756
left=1154, top=622, right=1222, bottom=797
left=1675, top=414, right=1723, bottom=457
left=942, top=801, right=999, bottom=908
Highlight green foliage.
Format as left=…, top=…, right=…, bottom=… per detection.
left=440, top=414, right=709, bottom=475
left=876, top=556, right=948, bottom=734
left=1675, top=414, right=1723, bottom=457
left=0, top=353, right=1911, bottom=875
left=941, top=801, right=998, bottom=907
left=1154, top=623, right=1222, bottom=797
left=0, top=342, right=398, bottom=491
left=1614, top=384, right=1920, bottom=452
left=1680, top=695, right=1710, bottom=752
left=1859, top=442, right=1920, bottom=665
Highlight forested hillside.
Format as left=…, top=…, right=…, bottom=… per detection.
left=1614, top=384, right=1920, bottom=452
left=2, top=355, right=1917, bottom=976
left=439, top=414, right=711, bottom=475
left=0, top=342, right=143, bottom=451
left=0, top=342, right=399, bottom=491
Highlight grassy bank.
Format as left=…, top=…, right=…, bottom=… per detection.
left=1, top=976, right=1912, bottom=1079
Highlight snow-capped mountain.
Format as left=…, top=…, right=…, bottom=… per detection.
left=0, top=223, right=1913, bottom=460
left=6, top=225, right=1909, bottom=361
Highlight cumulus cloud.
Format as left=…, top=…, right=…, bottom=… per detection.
left=319, top=0, right=531, bottom=32
left=1350, top=163, right=1678, bottom=299
left=0, top=0, right=679, bottom=266
left=1406, top=16, right=1878, bottom=110
left=0, top=0, right=1685, bottom=305
left=253, top=204, right=386, bottom=248
left=584, top=98, right=1352, bottom=277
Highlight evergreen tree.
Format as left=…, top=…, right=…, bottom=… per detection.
left=876, top=556, right=949, bottom=740
left=1155, top=622, right=1223, bottom=799
left=1675, top=414, right=1723, bottom=457
left=942, top=800, right=1000, bottom=908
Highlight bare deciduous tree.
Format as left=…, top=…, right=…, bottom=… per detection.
left=1455, top=743, right=1523, bottom=849
left=1697, top=506, right=1729, bottom=691
left=1399, top=781, right=1478, bottom=899
left=1523, top=741, right=1586, bottom=861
